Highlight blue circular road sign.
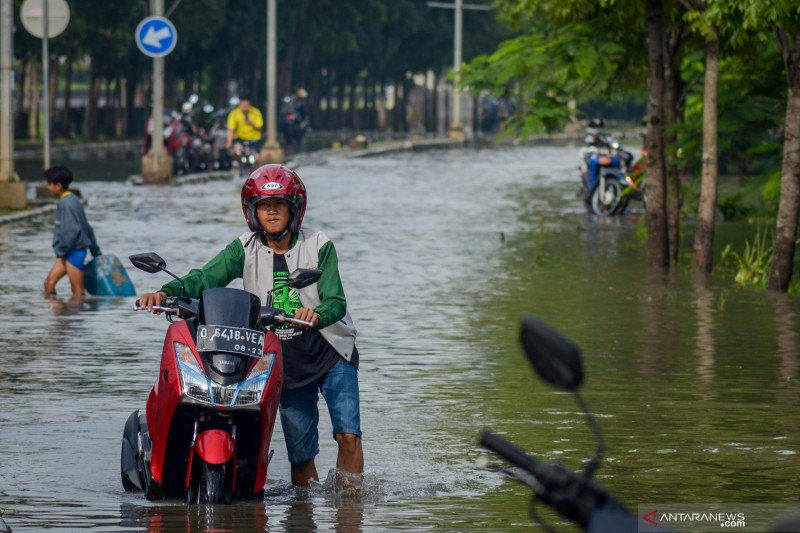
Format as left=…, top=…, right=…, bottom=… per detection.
left=135, top=16, right=177, bottom=58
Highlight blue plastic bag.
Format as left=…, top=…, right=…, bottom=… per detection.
left=85, top=254, right=137, bottom=297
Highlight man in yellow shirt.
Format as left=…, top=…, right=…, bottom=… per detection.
left=226, top=96, right=264, bottom=172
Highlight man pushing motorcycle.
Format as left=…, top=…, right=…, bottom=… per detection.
left=138, top=165, right=364, bottom=489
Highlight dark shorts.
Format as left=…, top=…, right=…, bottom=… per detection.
left=279, top=357, right=362, bottom=465
left=237, top=139, right=263, bottom=154
left=64, top=248, right=88, bottom=271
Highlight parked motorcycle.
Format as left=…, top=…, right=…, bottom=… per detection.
left=143, top=111, right=209, bottom=176
left=208, top=109, right=233, bottom=171
left=120, top=252, right=321, bottom=503
left=479, top=316, right=640, bottom=531
left=278, top=96, right=309, bottom=147
left=578, top=124, right=635, bottom=216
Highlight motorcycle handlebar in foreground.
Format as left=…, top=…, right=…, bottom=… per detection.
left=478, top=316, right=642, bottom=532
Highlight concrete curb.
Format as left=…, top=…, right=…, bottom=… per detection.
left=0, top=203, right=55, bottom=225
left=346, top=138, right=465, bottom=158
left=127, top=170, right=236, bottom=186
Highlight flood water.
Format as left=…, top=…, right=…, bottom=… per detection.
left=1, top=145, right=798, bottom=532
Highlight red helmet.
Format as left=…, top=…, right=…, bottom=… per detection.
left=241, top=164, right=307, bottom=234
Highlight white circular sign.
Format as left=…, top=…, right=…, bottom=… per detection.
left=20, top=0, right=70, bottom=39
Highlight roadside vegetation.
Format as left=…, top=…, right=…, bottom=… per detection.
left=459, top=0, right=800, bottom=293
left=10, top=0, right=510, bottom=142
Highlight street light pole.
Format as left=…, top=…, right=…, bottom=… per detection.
left=0, top=0, right=25, bottom=208
left=260, top=0, right=284, bottom=164
left=451, top=0, right=463, bottom=138
left=427, top=1, right=490, bottom=140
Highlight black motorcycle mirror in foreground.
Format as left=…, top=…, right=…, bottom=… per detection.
left=129, top=252, right=166, bottom=273
left=129, top=252, right=186, bottom=297
left=479, top=316, right=638, bottom=532
left=287, top=268, right=323, bottom=290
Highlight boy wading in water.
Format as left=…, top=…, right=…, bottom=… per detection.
left=138, top=164, right=364, bottom=489
left=43, top=166, right=101, bottom=298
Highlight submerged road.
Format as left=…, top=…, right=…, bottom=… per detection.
left=0, top=144, right=798, bottom=531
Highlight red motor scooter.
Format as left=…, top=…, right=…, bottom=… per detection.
left=121, top=252, right=320, bottom=503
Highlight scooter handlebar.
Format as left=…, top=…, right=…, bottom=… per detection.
left=134, top=297, right=198, bottom=317
left=480, top=431, right=574, bottom=492
left=275, top=314, right=314, bottom=327
left=479, top=430, right=630, bottom=526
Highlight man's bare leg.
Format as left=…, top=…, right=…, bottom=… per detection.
left=64, top=261, right=85, bottom=296
left=335, top=433, right=363, bottom=489
left=44, top=258, right=67, bottom=295
left=291, top=459, right=319, bottom=487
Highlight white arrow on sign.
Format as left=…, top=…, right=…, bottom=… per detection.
left=143, top=26, right=172, bottom=48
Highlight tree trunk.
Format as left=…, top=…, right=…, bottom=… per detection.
left=768, top=31, right=800, bottom=291
left=125, top=60, right=140, bottom=138
left=322, top=75, right=332, bottom=130
left=663, top=27, right=686, bottom=264
left=376, top=82, right=387, bottom=131
left=350, top=82, right=359, bottom=131
left=365, top=78, right=375, bottom=130
left=61, top=49, right=74, bottom=136
left=25, top=59, right=40, bottom=140
left=336, top=81, right=347, bottom=131
left=432, top=71, right=440, bottom=135
left=693, top=35, right=720, bottom=274
left=115, top=77, right=126, bottom=139
left=48, top=55, right=58, bottom=138
left=645, top=0, right=669, bottom=268
left=83, top=62, right=100, bottom=140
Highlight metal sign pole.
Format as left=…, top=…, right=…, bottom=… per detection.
left=151, top=0, right=164, bottom=171
left=42, top=0, right=49, bottom=169
left=0, top=0, right=14, bottom=182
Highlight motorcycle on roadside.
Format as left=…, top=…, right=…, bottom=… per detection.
left=277, top=95, right=310, bottom=148
left=143, top=110, right=209, bottom=176
left=577, top=123, right=635, bottom=216
left=120, top=252, right=321, bottom=503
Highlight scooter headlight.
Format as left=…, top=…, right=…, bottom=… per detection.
left=174, top=342, right=212, bottom=403
left=174, top=342, right=275, bottom=407
left=233, top=352, right=276, bottom=406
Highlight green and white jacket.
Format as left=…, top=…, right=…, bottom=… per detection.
left=162, top=227, right=357, bottom=363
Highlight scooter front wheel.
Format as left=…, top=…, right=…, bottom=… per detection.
left=197, top=462, right=231, bottom=504
left=590, top=178, right=623, bottom=216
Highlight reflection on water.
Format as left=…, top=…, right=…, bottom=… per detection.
left=693, top=281, right=717, bottom=397
left=1, top=145, right=799, bottom=531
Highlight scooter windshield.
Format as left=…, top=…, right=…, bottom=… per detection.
left=196, top=288, right=264, bottom=380
left=198, top=287, right=261, bottom=329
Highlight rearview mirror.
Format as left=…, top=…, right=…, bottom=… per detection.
left=287, top=268, right=322, bottom=289
left=520, top=316, right=584, bottom=391
left=129, top=252, right=167, bottom=274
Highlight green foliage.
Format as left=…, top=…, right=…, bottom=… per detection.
left=459, top=27, right=629, bottom=135
left=716, top=193, right=756, bottom=221
left=674, top=40, right=785, bottom=183
left=720, top=224, right=773, bottom=288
